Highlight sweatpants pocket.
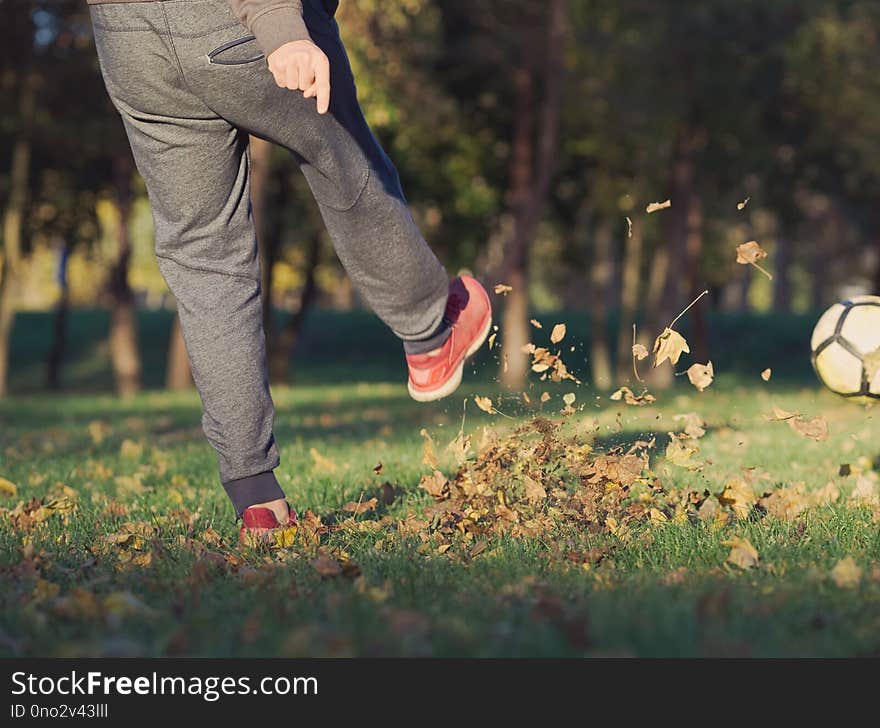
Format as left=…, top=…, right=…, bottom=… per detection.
left=207, top=34, right=265, bottom=65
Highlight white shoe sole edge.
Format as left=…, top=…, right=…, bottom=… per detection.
left=408, top=314, right=493, bottom=403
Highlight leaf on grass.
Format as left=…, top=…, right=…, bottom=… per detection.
left=653, top=328, right=690, bottom=368
left=119, top=439, right=143, bottom=459
left=723, top=537, right=759, bottom=569
left=494, top=284, right=512, bottom=295
left=735, top=241, right=773, bottom=280
left=831, top=557, right=862, bottom=588
left=343, top=497, right=378, bottom=515
left=610, top=387, right=656, bottom=406
left=474, top=396, right=495, bottom=414
left=523, top=475, right=547, bottom=503
left=0, top=477, right=17, bottom=498
left=530, top=319, right=543, bottom=329
left=646, top=200, right=672, bottom=214
left=550, top=324, right=566, bottom=344
left=686, top=361, right=714, bottom=391
left=761, top=368, right=772, bottom=381
left=311, top=555, right=342, bottom=578
left=717, top=479, right=756, bottom=519
left=632, top=344, right=649, bottom=361
left=850, top=476, right=879, bottom=505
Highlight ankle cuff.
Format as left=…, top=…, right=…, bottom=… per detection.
left=223, top=471, right=285, bottom=517
left=403, top=318, right=452, bottom=355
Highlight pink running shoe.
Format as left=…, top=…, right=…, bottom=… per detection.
left=406, top=275, right=492, bottom=402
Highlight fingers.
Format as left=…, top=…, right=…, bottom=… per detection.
left=266, top=41, right=331, bottom=113
left=313, top=54, right=331, bottom=114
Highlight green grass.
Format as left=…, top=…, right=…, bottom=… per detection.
left=2, top=309, right=880, bottom=656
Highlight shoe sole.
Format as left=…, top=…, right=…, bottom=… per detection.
left=408, top=313, right=493, bottom=403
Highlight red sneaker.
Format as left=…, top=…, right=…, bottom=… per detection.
left=406, top=275, right=492, bottom=402
left=239, top=503, right=297, bottom=546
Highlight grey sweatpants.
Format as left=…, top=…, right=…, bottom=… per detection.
left=89, top=0, right=450, bottom=514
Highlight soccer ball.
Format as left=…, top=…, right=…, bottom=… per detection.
left=811, top=295, right=880, bottom=403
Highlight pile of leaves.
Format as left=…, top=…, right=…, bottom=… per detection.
left=415, top=418, right=655, bottom=545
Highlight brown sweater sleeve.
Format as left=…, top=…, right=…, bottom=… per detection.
left=227, top=0, right=311, bottom=56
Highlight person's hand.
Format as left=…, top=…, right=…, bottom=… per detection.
left=267, top=39, right=331, bottom=114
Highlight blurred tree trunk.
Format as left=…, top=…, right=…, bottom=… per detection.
left=616, top=215, right=643, bottom=380
left=269, top=232, right=321, bottom=382
left=500, top=0, right=567, bottom=389
left=0, top=66, right=36, bottom=398
left=773, top=234, right=791, bottom=311
left=107, top=155, right=142, bottom=398
left=648, top=122, right=706, bottom=386
left=249, top=135, right=276, bottom=335
left=589, top=219, right=614, bottom=388
left=47, top=241, right=72, bottom=390
left=165, top=314, right=192, bottom=390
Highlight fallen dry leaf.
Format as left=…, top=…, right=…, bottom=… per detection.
left=830, top=557, right=861, bottom=589
left=686, top=361, right=714, bottom=392
left=646, top=200, right=672, bottom=214
left=724, top=537, right=759, bottom=569
left=0, top=477, right=17, bottom=498
left=550, top=324, right=566, bottom=344
left=311, top=555, right=342, bottom=578
left=343, top=497, right=378, bottom=515
left=653, top=328, right=690, bottom=368
left=717, top=479, right=756, bottom=519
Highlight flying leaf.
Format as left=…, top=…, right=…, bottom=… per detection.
left=530, top=319, right=543, bottom=329
left=653, top=328, right=690, bottom=368
left=735, top=241, right=773, bottom=280
left=488, top=333, right=497, bottom=350
left=474, top=396, right=495, bottom=415
left=737, top=196, right=751, bottom=211
left=761, top=368, right=772, bottom=381
left=420, top=428, right=438, bottom=468
left=790, top=415, right=829, bottom=442
left=686, top=361, right=714, bottom=392
left=563, top=393, right=576, bottom=406
left=494, top=284, right=513, bottom=296
left=646, top=200, right=672, bottom=214
left=550, top=323, right=566, bottom=344
left=673, top=412, right=706, bottom=439
left=610, top=387, right=656, bottom=406
left=723, top=537, right=759, bottom=569
left=665, top=435, right=702, bottom=470
left=830, top=557, right=861, bottom=589
left=632, top=344, right=649, bottom=361
left=0, top=477, right=17, bottom=498
left=540, top=392, right=551, bottom=403
left=419, top=470, right=448, bottom=498
left=626, top=216, right=633, bottom=238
